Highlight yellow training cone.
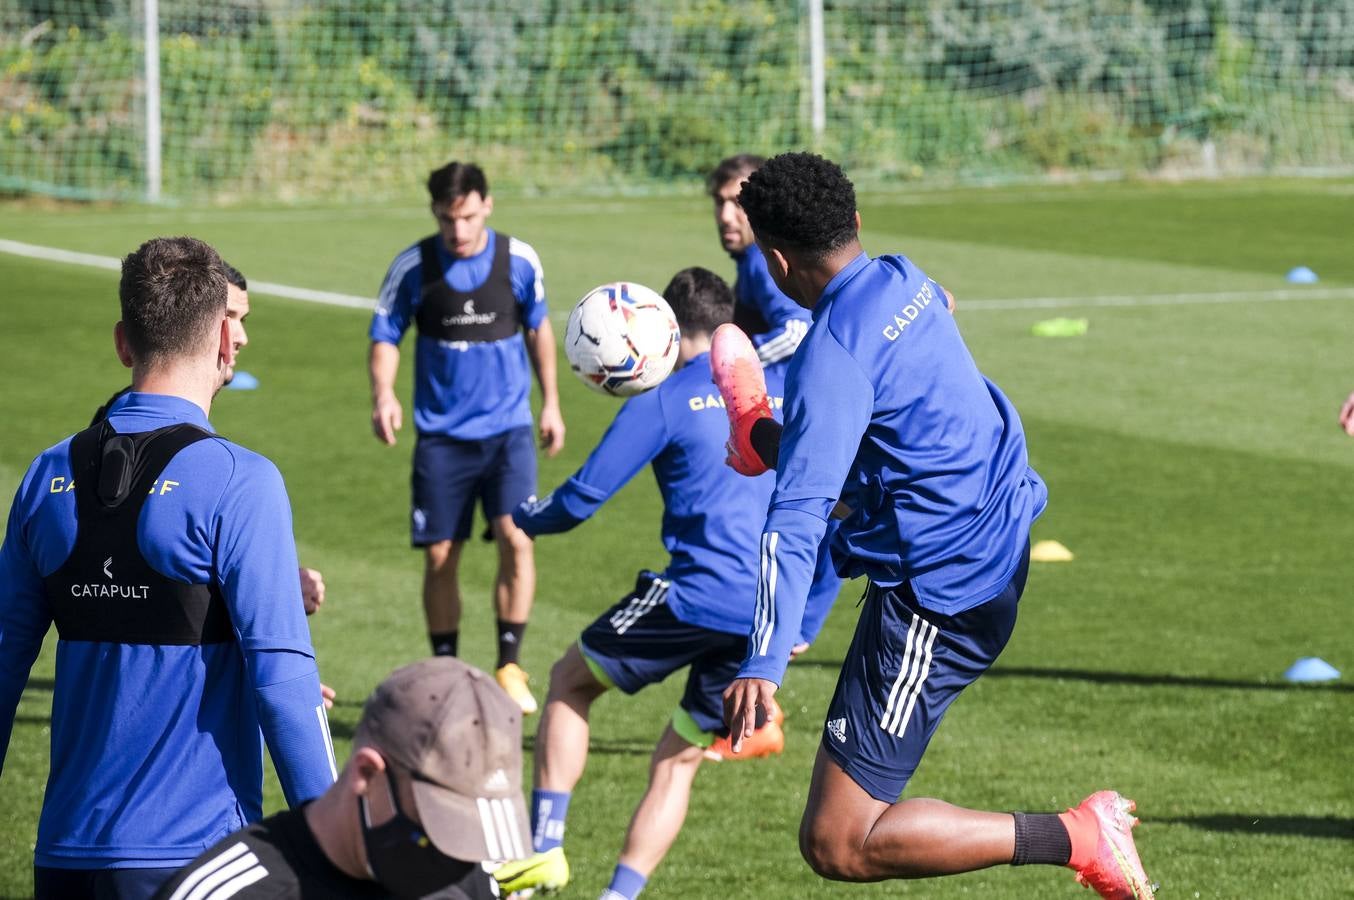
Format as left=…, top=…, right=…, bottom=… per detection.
left=1030, top=540, right=1074, bottom=563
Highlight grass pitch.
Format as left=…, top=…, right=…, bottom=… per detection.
left=1, top=178, right=1352, bottom=898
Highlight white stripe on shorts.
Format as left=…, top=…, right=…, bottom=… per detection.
left=879, top=612, right=939, bottom=737
left=609, top=576, right=668, bottom=635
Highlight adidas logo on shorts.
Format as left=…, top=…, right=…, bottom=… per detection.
left=826, top=717, right=847, bottom=744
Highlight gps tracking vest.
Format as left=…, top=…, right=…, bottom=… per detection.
left=414, top=233, right=520, bottom=343
left=43, top=422, right=232, bottom=645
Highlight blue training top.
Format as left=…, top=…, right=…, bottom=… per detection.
left=369, top=228, right=549, bottom=439
left=732, top=243, right=812, bottom=364
left=0, top=393, right=336, bottom=869
left=740, top=253, right=1048, bottom=686
left=514, top=354, right=839, bottom=641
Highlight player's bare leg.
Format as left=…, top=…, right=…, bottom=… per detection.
left=491, top=513, right=535, bottom=623
left=798, top=747, right=1154, bottom=898
left=615, top=723, right=706, bottom=876
left=422, top=539, right=465, bottom=635
left=494, top=645, right=606, bottom=896
left=799, top=745, right=1015, bottom=880
left=490, top=513, right=538, bottom=712
left=535, top=644, right=608, bottom=791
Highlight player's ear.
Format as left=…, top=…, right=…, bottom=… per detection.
left=482, top=193, right=494, bottom=218
left=764, top=245, right=790, bottom=280
left=113, top=322, right=135, bottom=369
left=216, top=316, right=234, bottom=367
left=349, top=746, right=387, bottom=796
left=854, top=211, right=862, bottom=233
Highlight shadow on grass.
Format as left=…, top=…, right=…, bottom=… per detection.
left=1160, top=814, right=1354, bottom=840
left=523, top=734, right=650, bottom=757
left=986, top=666, right=1352, bottom=693
left=789, top=660, right=1351, bottom=692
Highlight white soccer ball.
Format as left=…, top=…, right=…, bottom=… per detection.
left=564, top=282, right=680, bottom=397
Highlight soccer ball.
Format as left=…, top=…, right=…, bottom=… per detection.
left=565, top=282, right=680, bottom=397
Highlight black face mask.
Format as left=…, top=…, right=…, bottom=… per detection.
left=359, top=770, right=497, bottom=899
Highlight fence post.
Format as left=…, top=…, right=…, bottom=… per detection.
left=143, top=0, right=162, bottom=202
left=808, top=0, right=826, bottom=147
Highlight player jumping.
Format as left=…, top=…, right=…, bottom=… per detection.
left=715, top=153, right=1155, bottom=900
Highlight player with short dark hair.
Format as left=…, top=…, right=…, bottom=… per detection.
left=90, top=261, right=328, bottom=618
left=492, top=268, right=840, bottom=900
left=0, top=236, right=336, bottom=900
left=715, top=153, right=1155, bottom=899
left=707, top=154, right=812, bottom=364
left=152, top=657, right=528, bottom=900
left=368, top=160, right=565, bottom=714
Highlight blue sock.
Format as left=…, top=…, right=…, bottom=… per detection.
left=602, top=863, right=648, bottom=900
left=530, top=789, right=571, bottom=852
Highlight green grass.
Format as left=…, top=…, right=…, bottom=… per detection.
left=2, top=178, right=1353, bottom=898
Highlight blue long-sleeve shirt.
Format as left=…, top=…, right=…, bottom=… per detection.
left=369, top=229, right=548, bottom=439
left=732, top=243, right=812, bottom=364
left=515, top=355, right=839, bottom=642
left=0, top=393, right=336, bottom=869
left=741, top=253, right=1047, bottom=686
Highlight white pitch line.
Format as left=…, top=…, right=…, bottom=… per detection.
left=0, top=238, right=375, bottom=310
left=2, top=237, right=1350, bottom=314
left=961, top=286, right=1354, bottom=311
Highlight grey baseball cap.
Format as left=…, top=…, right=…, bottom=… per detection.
left=354, top=657, right=532, bottom=862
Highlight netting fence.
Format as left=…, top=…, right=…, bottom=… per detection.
left=3, top=0, right=1352, bottom=203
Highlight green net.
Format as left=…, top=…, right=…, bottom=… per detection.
left=2, top=0, right=1352, bottom=202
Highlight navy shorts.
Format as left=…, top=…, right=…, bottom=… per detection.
left=578, top=571, right=746, bottom=735
left=822, top=547, right=1030, bottom=802
left=411, top=427, right=537, bottom=545
left=34, top=864, right=179, bottom=900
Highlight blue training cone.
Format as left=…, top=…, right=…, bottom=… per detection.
left=225, top=370, right=260, bottom=391
left=1283, top=657, right=1340, bottom=683
left=1285, top=266, right=1319, bottom=284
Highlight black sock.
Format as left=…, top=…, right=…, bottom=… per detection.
left=429, top=631, right=458, bottom=657
left=1011, top=812, right=1072, bottom=866
left=496, top=620, right=526, bottom=668
left=750, top=417, right=782, bottom=469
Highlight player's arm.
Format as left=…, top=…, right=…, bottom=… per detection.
left=748, top=264, right=812, bottom=364
left=524, top=319, right=565, bottom=456
left=796, top=520, right=843, bottom=652
left=514, top=243, right=565, bottom=456
left=514, top=391, right=668, bottom=537
left=368, top=342, right=403, bottom=445
left=368, top=253, right=418, bottom=445
left=217, top=455, right=336, bottom=804
left=0, top=466, right=53, bottom=773
left=1339, top=390, right=1354, bottom=436
left=725, top=330, right=872, bottom=747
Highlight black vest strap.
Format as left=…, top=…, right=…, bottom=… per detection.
left=43, top=422, right=234, bottom=645
left=414, top=232, right=521, bottom=343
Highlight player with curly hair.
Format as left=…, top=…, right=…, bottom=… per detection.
left=715, top=152, right=1155, bottom=900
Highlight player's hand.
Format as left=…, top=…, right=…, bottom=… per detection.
left=790, top=641, right=811, bottom=660
left=539, top=403, right=565, bottom=457
left=1339, top=391, right=1354, bottom=436
left=372, top=391, right=403, bottom=446
left=722, top=677, right=778, bottom=754
left=320, top=682, right=336, bottom=710
left=299, top=567, right=326, bottom=615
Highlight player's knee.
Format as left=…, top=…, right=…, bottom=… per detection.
left=494, top=518, right=534, bottom=554
left=547, top=648, right=604, bottom=701
left=423, top=540, right=457, bottom=571
left=798, top=816, right=870, bottom=881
